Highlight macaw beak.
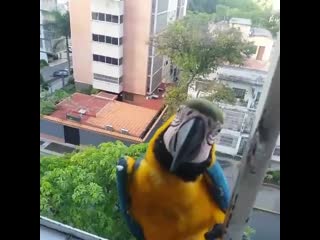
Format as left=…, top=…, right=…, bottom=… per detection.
left=169, top=117, right=206, bottom=172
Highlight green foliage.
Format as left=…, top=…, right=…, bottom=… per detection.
left=154, top=12, right=255, bottom=79
left=40, top=73, right=49, bottom=91
left=243, top=226, right=256, bottom=240
left=153, top=12, right=254, bottom=119
left=265, top=170, right=280, bottom=185
left=163, top=84, right=188, bottom=120
left=188, top=0, right=218, bottom=13
left=40, top=60, right=49, bottom=69
left=45, top=11, right=71, bottom=38
left=198, top=81, right=236, bottom=104
left=40, top=141, right=148, bottom=239
left=40, top=98, right=56, bottom=115
left=91, top=88, right=100, bottom=95
left=189, top=0, right=279, bottom=37
left=40, top=88, right=75, bottom=115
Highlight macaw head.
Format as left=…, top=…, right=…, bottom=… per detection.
left=151, top=99, right=224, bottom=181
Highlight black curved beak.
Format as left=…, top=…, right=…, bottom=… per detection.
left=169, top=117, right=205, bottom=172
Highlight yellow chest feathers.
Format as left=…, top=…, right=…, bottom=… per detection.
left=129, top=160, right=224, bottom=240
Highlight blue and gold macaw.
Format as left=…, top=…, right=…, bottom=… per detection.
left=116, top=99, right=230, bottom=240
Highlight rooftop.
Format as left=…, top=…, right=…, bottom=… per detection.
left=251, top=27, right=273, bottom=38
left=44, top=93, right=163, bottom=142
left=243, top=58, right=270, bottom=71
left=127, top=83, right=166, bottom=111
left=217, top=65, right=267, bottom=86
left=229, top=18, right=252, bottom=26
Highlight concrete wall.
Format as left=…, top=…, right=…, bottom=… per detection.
left=69, top=0, right=92, bottom=86
left=40, top=119, right=136, bottom=146
left=123, top=0, right=152, bottom=95
left=250, top=36, right=274, bottom=62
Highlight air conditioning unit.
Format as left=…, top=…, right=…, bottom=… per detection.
left=78, top=108, right=87, bottom=115
left=105, top=125, right=113, bottom=131
left=121, top=128, right=129, bottom=135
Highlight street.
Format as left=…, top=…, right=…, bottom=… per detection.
left=41, top=61, right=69, bottom=82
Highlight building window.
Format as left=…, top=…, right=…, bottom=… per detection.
left=99, top=55, right=106, bottom=63
left=93, top=54, right=99, bottom=61
left=106, top=57, right=111, bottom=64
left=92, top=34, right=122, bottom=46
left=98, top=13, right=105, bottom=21
left=92, top=34, right=98, bottom=41
left=111, top=15, right=119, bottom=23
left=218, top=134, right=238, bottom=148
left=111, top=58, right=118, bottom=65
left=98, top=35, right=105, bottom=42
left=105, top=14, right=111, bottom=22
left=233, top=88, right=246, bottom=99
left=106, top=36, right=112, bottom=44
left=92, top=12, right=98, bottom=20
left=112, top=37, right=118, bottom=45
left=273, top=146, right=280, bottom=156
left=93, top=54, right=123, bottom=66
left=93, top=73, right=121, bottom=84
left=92, top=12, right=123, bottom=24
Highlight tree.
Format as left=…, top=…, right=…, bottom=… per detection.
left=40, top=141, right=148, bottom=240
left=153, top=12, right=255, bottom=118
left=45, top=11, right=71, bottom=78
left=188, top=0, right=218, bottom=13
left=40, top=60, right=49, bottom=91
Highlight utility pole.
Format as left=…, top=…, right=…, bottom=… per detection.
left=223, top=33, right=280, bottom=240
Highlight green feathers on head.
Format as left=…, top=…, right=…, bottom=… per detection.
left=185, top=99, right=224, bottom=124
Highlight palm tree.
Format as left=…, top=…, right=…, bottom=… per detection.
left=45, top=10, right=71, bottom=77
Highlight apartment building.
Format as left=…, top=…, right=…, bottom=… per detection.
left=69, top=0, right=187, bottom=101
left=40, top=0, right=58, bottom=62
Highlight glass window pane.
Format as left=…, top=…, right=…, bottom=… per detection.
left=99, top=55, right=106, bottom=63
left=106, top=36, right=112, bottom=44
left=98, top=13, right=105, bottom=21
left=98, top=35, right=105, bottom=42
left=93, top=54, right=99, bottom=61
left=106, top=14, right=111, bottom=22
left=106, top=57, right=112, bottom=64
left=92, top=12, right=98, bottom=20
left=92, top=34, right=98, bottom=41
left=111, top=15, right=119, bottom=23
left=112, top=38, right=118, bottom=45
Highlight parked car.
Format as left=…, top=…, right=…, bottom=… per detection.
left=64, top=67, right=73, bottom=75
left=53, top=70, right=69, bottom=77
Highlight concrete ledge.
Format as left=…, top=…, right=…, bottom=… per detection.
left=263, top=183, right=280, bottom=189
left=253, top=207, right=280, bottom=215
left=40, top=216, right=108, bottom=240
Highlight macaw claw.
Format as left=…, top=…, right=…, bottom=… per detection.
left=204, top=224, right=226, bottom=240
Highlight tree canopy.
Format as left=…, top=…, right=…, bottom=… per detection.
left=188, top=0, right=279, bottom=37
left=40, top=141, right=148, bottom=240
left=153, top=12, right=255, bottom=119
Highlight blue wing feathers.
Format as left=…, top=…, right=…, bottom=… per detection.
left=116, top=157, right=145, bottom=240
left=205, top=161, right=231, bottom=212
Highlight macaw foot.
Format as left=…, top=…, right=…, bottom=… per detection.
left=204, top=224, right=225, bottom=240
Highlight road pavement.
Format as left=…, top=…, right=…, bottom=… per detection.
left=41, top=61, right=69, bottom=82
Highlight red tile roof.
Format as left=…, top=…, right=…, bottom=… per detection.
left=48, top=93, right=161, bottom=141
